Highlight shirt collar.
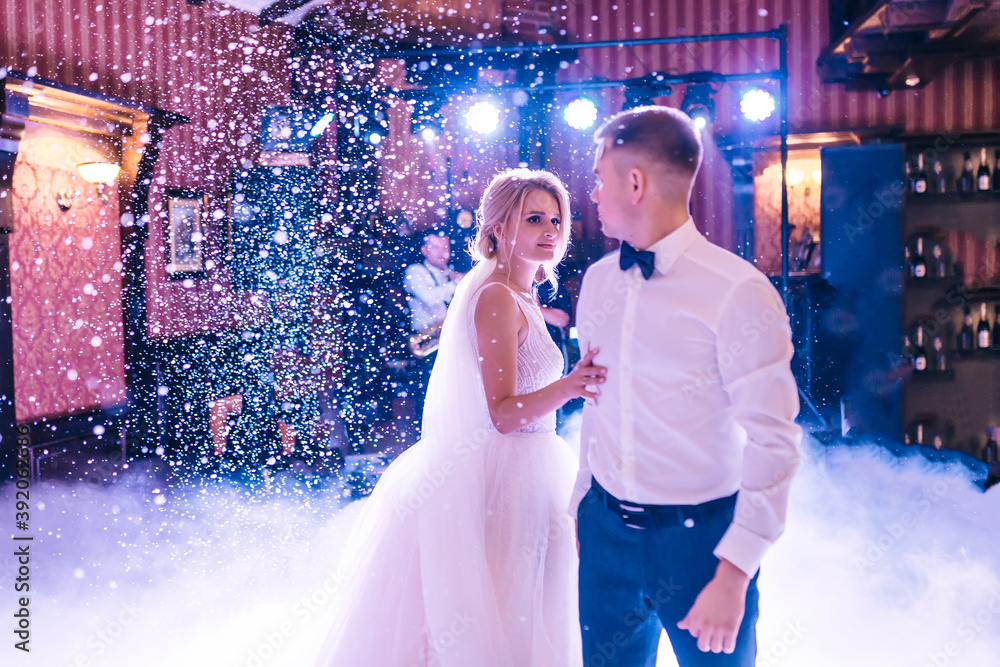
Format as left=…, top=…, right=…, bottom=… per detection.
left=640, top=217, right=701, bottom=277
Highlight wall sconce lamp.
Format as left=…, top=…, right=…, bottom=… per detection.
left=77, top=162, right=121, bottom=204
left=786, top=167, right=823, bottom=198
left=56, top=188, right=79, bottom=212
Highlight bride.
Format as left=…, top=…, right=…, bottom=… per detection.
left=315, top=169, right=605, bottom=666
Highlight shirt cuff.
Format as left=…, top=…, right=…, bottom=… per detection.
left=713, top=522, right=773, bottom=578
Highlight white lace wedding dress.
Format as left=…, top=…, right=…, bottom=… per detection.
left=314, top=262, right=582, bottom=667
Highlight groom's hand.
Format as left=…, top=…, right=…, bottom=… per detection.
left=676, top=559, right=749, bottom=654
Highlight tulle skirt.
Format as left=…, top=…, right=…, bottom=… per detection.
left=314, top=428, right=582, bottom=667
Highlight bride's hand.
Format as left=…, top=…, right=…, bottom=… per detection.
left=563, top=348, right=606, bottom=402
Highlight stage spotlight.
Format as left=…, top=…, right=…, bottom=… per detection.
left=740, top=88, right=775, bottom=122
left=564, top=97, right=598, bottom=130
left=411, top=97, right=444, bottom=140
left=681, top=83, right=715, bottom=130
left=412, top=117, right=441, bottom=141
left=466, top=100, right=500, bottom=135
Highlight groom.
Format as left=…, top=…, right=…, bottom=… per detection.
left=572, top=106, right=802, bottom=665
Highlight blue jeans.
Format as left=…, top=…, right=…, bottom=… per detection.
left=577, top=482, right=759, bottom=667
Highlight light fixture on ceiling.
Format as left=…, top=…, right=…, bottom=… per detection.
left=466, top=100, right=501, bottom=135
left=77, top=162, right=121, bottom=204
left=411, top=97, right=445, bottom=141
left=563, top=97, right=598, bottom=130
left=905, top=74, right=921, bottom=87
left=681, top=83, right=715, bottom=130
left=740, top=88, right=776, bottom=122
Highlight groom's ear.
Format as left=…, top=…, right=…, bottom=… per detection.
left=628, top=167, right=646, bottom=205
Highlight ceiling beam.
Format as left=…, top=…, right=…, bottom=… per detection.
left=259, top=0, right=315, bottom=25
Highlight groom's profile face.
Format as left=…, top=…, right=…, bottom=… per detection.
left=590, top=139, right=631, bottom=241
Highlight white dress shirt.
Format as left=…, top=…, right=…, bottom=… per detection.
left=571, top=218, right=802, bottom=577
left=404, top=262, right=456, bottom=333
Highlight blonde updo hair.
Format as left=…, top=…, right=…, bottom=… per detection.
left=471, top=168, right=572, bottom=288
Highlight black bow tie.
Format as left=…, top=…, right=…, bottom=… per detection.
left=619, top=242, right=656, bottom=280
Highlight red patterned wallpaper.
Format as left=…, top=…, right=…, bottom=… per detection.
left=2, top=0, right=294, bottom=340
left=10, top=126, right=127, bottom=421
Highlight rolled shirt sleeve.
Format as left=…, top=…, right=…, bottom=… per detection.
left=404, top=265, right=456, bottom=306
left=404, top=264, right=456, bottom=332
left=712, top=277, right=802, bottom=577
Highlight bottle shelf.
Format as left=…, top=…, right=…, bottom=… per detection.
left=910, top=368, right=956, bottom=381
left=907, top=191, right=1000, bottom=203
left=906, top=277, right=956, bottom=287
left=929, top=286, right=1000, bottom=306
left=953, top=348, right=1000, bottom=360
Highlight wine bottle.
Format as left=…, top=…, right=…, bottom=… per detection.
left=958, top=151, right=974, bottom=193
left=912, top=237, right=927, bottom=279
left=913, top=326, right=928, bottom=372
left=934, top=160, right=947, bottom=194
left=914, top=153, right=928, bottom=194
left=933, top=336, right=946, bottom=371
left=932, top=243, right=946, bottom=278
left=905, top=160, right=915, bottom=193
left=978, top=147, right=992, bottom=191
left=958, top=305, right=974, bottom=352
left=992, top=304, right=1000, bottom=351
left=979, top=302, right=992, bottom=349
left=984, top=428, right=998, bottom=464
left=916, top=422, right=925, bottom=445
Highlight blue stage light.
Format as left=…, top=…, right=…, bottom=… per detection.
left=466, top=101, right=500, bottom=135
left=563, top=97, right=598, bottom=130
left=740, top=88, right=776, bottom=122
left=681, top=83, right=715, bottom=130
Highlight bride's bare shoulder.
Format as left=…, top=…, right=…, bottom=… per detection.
left=474, top=280, right=529, bottom=328
left=474, top=281, right=520, bottom=318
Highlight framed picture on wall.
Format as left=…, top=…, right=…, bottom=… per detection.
left=166, top=189, right=207, bottom=278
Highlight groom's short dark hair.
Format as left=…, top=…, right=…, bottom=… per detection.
left=594, top=105, right=703, bottom=177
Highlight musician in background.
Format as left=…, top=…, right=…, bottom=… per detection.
left=403, top=232, right=463, bottom=433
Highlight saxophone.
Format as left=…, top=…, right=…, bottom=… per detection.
left=408, top=323, right=442, bottom=358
